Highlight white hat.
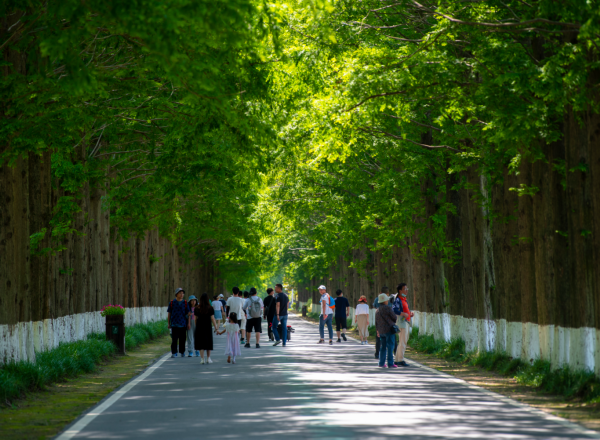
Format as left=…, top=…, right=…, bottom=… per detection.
left=318, top=285, right=326, bottom=290
left=218, top=294, right=224, bottom=298
left=378, top=293, right=390, bottom=303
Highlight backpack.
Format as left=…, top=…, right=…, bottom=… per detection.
left=325, top=294, right=336, bottom=310
left=249, top=296, right=262, bottom=318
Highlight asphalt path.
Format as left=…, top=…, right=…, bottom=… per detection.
left=57, top=314, right=599, bottom=439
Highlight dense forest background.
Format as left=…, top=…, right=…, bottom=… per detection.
left=1, top=0, right=600, bottom=369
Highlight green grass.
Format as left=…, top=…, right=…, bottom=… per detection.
left=0, top=319, right=168, bottom=405
left=407, top=326, right=600, bottom=403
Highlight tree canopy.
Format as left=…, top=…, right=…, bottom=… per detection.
left=3, top=0, right=600, bottom=293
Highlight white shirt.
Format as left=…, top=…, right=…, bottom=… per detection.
left=212, top=300, right=223, bottom=311
left=320, top=293, right=333, bottom=315
left=356, top=304, right=369, bottom=315
left=243, top=296, right=264, bottom=318
left=226, top=296, right=244, bottom=320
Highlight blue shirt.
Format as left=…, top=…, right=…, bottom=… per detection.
left=167, top=299, right=190, bottom=327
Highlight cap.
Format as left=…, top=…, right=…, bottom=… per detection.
left=318, top=285, right=326, bottom=290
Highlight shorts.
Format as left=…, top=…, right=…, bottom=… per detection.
left=335, top=316, right=347, bottom=331
left=241, top=316, right=247, bottom=330
left=246, top=317, right=262, bottom=333
left=214, top=310, right=222, bottom=320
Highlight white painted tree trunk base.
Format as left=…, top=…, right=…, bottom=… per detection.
left=0, top=307, right=167, bottom=364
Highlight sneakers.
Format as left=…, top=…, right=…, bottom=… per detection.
left=329, top=340, right=333, bottom=345
left=397, top=361, right=410, bottom=367
left=195, top=350, right=200, bottom=357
left=244, top=343, right=251, bottom=348
left=318, top=340, right=324, bottom=344
left=171, top=353, right=178, bottom=358
left=388, top=364, right=399, bottom=368
left=342, top=333, right=347, bottom=341
left=207, top=357, right=213, bottom=364
left=273, top=340, right=282, bottom=346
left=188, top=352, right=193, bottom=357
left=200, top=358, right=205, bottom=365
left=336, top=339, right=341, bottom=343
left=256, top=344, right=260, bottom=348
left=240, top=338, right=245, bottom=344
left=379, top=364, right=386, bottom=368
left=227, top=356, right=231, bottom=363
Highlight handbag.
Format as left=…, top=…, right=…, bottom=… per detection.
left=391, top=324, right=400, bottom=334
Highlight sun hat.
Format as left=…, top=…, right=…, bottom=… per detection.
left=174, top=287, right=185, bottom=295
left=377, top=293, right=390, bottom=303
left=188, top=295, right=197, bottom=302
left=318, top=285, right=327, bottom=290
left=358, top=295, right=367, bottom=303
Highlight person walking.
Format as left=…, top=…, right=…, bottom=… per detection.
left=272, top=283, right=289, bottom=347
left=354, top=295, right=370, bottom=345
left=226, top=287, right=244, bottom=341
left=167, top=287, right=190, bottom=358
left=212, top=295, right=224, bottom=327
left=334, top=289, right=350, bottom=343
left=240, top=291, right=249, bottom=344
left=244, top=287, right=264, bottom=348
left=217, top=312, right=242, bottom=364
left=219, top=294, right=227, bottom=318
left=375, top=293, right=398, bottom=369
left=393, top=283, right=414, bottom=367
left=194, top=293, right=219, bottom=364
left=318, top=285, right=334, bottom=345
left=186, top=295, right=199, bottom=357
left=263, top=288, right=276, bottom=341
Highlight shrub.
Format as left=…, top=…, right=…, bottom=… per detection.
left=0, top=319, right=168, bottom=405
left=407, top=325, right=600, bottom=403
left=100, top=304, right=125, bottom=317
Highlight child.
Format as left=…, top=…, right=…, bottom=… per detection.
left=217, top=312, right=241, bottom=364
left=186, top=296, right=199, bottom=357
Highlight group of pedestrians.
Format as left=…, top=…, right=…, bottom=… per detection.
left=316, top=283, right=413, bottom=369
left=166, top=283, right=291, bottom=365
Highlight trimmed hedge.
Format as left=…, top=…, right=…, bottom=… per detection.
left=0, top=319, right=168, bottom=405
left=408, top=326, right=600, bottom=403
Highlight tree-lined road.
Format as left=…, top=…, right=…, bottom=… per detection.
left=58, top=315, right=598, bottom=439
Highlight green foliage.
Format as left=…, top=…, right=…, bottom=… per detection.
left=408, top=326, right=600, bottom=402
left=0, top=339, right=115, bottom=405
left=100, top=305, right=126, bottom=317
left=0, top=320, right=168, bottom=405
left=124, top=321, right=169, bottom=351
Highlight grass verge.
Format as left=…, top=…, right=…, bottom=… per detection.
left=1, top=319, right=168, bottom=405
left=408, top=326, right=600, bottom=403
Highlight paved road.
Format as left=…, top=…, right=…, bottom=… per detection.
left=58, top=314, right=598, bottom=439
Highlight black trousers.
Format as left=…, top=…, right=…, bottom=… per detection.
left=171, top=327, right=186, bottom=354
left=267, top=316, right=275, bottom=340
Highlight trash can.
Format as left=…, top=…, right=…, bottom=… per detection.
left=302, top=306, right=307, bottom=317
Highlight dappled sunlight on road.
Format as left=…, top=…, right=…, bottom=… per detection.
left=67, top=315, right=596, bottom=439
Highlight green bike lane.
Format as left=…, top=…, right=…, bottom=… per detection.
left=56, top=314, right=599, bottom=439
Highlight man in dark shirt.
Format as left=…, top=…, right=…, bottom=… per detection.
left=167, top=287, right=190, bottom=358
left=272, top=283, right=289, bottom=346
left=263, top=288, right=276, bottom=341
left=334, top=289, right=350, bottom=343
